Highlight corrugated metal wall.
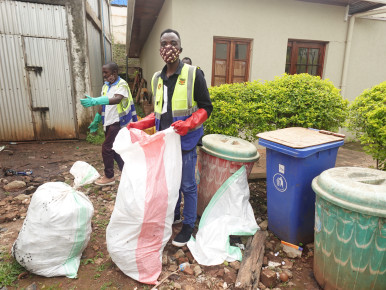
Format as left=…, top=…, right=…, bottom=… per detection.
left=0, top=0, right=67, bottom=38
left=87, top=0, right=99, bottom=18
left=86, top=0, right=113, bottom=98
left=0, top=0, right=75, bottom=141
left=105, top=36, right=112, bottom=62
left=0, top=35, right=34, bottom=141
left=103, top=0, right=112, bottom=63
left=101, top=0, right=112, bottom=64
left=102, top=0, right=110, bottom=35
left=23, top=37, right=75, bottom=139
left=87, top=19, right=103, bottom=97
left=0, top=0, right=113, bottom=141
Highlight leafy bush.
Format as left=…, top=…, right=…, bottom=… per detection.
left=347, top=81, right=386, bottom=170
left=205, top=81, right=275, bottom=142
left=205, top=74, right=349, bottom=142
left=86, top=124, right=105, bottom=145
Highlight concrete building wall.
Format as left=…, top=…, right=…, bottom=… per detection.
left=347, top=17, right=386, bottom=99
left=139, top=0, right=386, bottom=103
left=111, top=5, right=127, bottom=44
left=140, top=0, right=173, bottom=89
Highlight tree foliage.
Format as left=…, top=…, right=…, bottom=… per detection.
left=347, top=81, right=386, bottom=170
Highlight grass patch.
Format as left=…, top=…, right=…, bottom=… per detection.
left=96, top=264, right=106, bottom=272
left=41, top=282, right=62, bottom=290
left=95, top=252, right=104, bottom=259
left=81, top=258, right=94, bottom=266
left=0, top=249, right=26, bottom=287
left=101, top=282, right=113, bottom=290
left=95, top=219, right=109, bottom=230
left=86, top=125, right=105, bottom=145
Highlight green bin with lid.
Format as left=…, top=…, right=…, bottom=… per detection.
left=312, top=167, right=386, bottom=290
left=197, top=134, right=260, bottom=216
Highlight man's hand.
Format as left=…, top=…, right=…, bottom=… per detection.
left=127, top=113, right=156, bottom=130
left=171, top=120, right=189, bottom=136
left=171, top=109, right=208, bottom=136
left=81, top=95, right=109, bottom=108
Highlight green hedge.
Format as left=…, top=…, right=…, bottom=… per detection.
left=205, top=74, right=349, bottom=142
left=347, top=81, right=386, bottom=170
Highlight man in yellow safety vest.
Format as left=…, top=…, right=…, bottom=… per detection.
left=127, top=29, right=213, bottom=247
left=81, top=62, right=137, bottom=186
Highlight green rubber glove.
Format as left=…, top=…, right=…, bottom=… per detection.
left=88, top=112, right=102, bottom=133
left=81, top=95, right=109, bottom=108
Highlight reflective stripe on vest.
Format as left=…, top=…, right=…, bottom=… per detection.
left=101, top=79, right=137, bottom=127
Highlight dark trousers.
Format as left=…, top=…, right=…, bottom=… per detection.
left=174, top=148, right=198, bottom=227
left=102, top=122, right=124, bottom=178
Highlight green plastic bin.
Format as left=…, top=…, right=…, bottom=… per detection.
left=312, top=167, right=386, bottom=290
left=197, top=134, right=259, bottom=216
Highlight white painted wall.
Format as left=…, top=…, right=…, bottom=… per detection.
left=140, top=0, right=173, bottom=89
left=139, top=0, right=386, bottom=102
left=347, top=17, right=386, bottom=99
left=111, top=5, right=127, bottom=44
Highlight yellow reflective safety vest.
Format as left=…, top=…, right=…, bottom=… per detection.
left=101, top=77, right=137, bottom=127
left=152, top=64, right=203, bottom=151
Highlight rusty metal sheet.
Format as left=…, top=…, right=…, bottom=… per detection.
left=0, top=34, right=35, bottom=141
left=102, top=0, right=111, bottom=35
left=87, top=0, right=100, bottom=18
left=87, top=19, right=104, bottom=97
left=23, top=36, right=76, bottom=140
left=0, top=0, right=67, bottom=39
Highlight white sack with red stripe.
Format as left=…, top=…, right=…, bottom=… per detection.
left=107, top=127, right=182, bottom=285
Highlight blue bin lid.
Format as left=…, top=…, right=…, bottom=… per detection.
left=258, top=138, right=344, bottom=158
left=312, top=167, right=386, bottom=217
left=201, top=134, right=260, bottom=162
left=257, top=127, right=344, bottom=158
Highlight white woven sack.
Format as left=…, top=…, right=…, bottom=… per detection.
left=188, top=166, right=259, bottom=266
left=107, top=127, right=182, bottom=285
left=12, top=162, right=97, bottom=278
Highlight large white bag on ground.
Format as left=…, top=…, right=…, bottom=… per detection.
left=107, top=127, right=182, bottom=285
left=187, top=166, right=259, bottom=266
left=12, top=161, right=97, bottom=278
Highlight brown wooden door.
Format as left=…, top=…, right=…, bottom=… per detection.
left=212, top=38, right=251, bottom=86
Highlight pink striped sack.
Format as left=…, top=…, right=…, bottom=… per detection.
left=107, top=127, right=182, bottom=284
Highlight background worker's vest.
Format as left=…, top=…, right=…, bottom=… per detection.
left=152, top=64, right=203, bottom=151
left=101, top=78, right=137, bottom=127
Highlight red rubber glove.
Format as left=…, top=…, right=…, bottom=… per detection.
left=127, top=113, right=156, bottom=130
left=172, top=109, right=208, bottom=136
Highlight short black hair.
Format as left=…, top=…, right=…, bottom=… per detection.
left=103, top=62, right=119, bottom=73
left=182, top=57, right=192, bottom=65
left=160, top=28, right=181, bottom=40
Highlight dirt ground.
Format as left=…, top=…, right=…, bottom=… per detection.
left=0, top=140, right=375, bottom=290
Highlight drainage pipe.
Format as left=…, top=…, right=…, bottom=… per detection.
left=340, top=7, right=386, bottom=97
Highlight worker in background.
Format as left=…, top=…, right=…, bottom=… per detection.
left=81, top=62, right=137, bottom=186
left=182, top=57, right=192, bottom=65
left=127, top=29, right=213, bottom=247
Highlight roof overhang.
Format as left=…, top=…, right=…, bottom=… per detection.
left=126, top=0, right=385, bottom=58
left=126, top=0, right=165, bottom=58
left=298, top=0, right=386, bottom=14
